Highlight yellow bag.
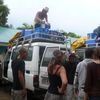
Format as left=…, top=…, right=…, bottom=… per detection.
left=71, top=37, right=87, bottom=50
left=8, top=32, right=20, bottom=47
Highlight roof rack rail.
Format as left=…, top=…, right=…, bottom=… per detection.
left=13, top=32, right=65, bottom=46
left=86, top=42, right=100, bottom=47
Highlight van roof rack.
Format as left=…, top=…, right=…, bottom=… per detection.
left=85, top=39, right=100, bottom=47
left=86, top=42, right=100, bottom=47
left=13, top=32, right=65, bottom=47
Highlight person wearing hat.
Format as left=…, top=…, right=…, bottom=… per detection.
left=34, top=7, right=50, bottom=28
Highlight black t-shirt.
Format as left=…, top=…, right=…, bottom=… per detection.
left=11, top=59, right=25, bottom=90
left=63, top=61, right=77, bottom=84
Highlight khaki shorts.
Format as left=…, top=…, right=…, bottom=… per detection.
left=44, top=91, right=65, bottom=100
left=11, top=89, right=27, bottom=100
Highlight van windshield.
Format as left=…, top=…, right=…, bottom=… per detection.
left=11, top=46, right=33, bottom=61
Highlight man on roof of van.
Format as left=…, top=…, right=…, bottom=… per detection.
left=34, top=7, right=50, bottom=28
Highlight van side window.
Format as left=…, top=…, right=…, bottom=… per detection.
left=26, top=46, right=33, bottom=61
left=11, top=46, right=33, bottom=61
left=42, top=47, right=59, bottom=67
left=60, top=48, right=66, bottom=51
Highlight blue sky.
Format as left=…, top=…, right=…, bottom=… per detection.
left=4, top=0, right=100, bottom=36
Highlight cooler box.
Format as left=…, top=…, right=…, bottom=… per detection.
left=34, top=27, right=49, bottom=33
left=32, top=32, right=49, bottom=39
left=87, top=33, right=97, bottom=39
left=21, top=29, right=33, bottom=36
left=86, top=39, right=97, bottom=47
left=86, top=39, right=96, bottom=44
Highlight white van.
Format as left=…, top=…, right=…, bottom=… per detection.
left=3, top=32, right=67, bottom=92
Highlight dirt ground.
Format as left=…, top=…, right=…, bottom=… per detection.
left=0, top=84, right=44, bottom=100
left=0, top=85, right=11, bottom=100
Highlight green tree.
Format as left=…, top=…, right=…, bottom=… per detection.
left=59, top=30, right=80, bottom=38
left=67, top=32, right=80, bottom=38
left=17, top=23, right=33, bottom=30
left=0, top=0, right=9, bottom=26
left=0, top=0, right=3, bottom=4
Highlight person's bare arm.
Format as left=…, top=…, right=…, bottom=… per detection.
left=18, top=70, right=25, bottom=89
left=57, top=66, right=68, bottom=94
left=35, top=12, right=43, bottom=23
left=73, top=64, right=79, bottom=96
left=18, top=70, right=26, bottom=96
left=84, top=93, right=88, bottom=100
left=45, top=15, right=48, bottom=23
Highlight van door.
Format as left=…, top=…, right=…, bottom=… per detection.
left=2, top=50, right=11, bottom=80
left=39, top=46, right=59, bottom=89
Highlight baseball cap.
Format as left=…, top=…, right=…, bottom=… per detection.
left=43, top=7, right=49, bottom=12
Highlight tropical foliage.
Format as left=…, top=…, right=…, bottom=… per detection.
left=60, top=30, right=81, bottom=38
left=17, top=23, right=80, bottom=38
left=0, top=0, right=9, bottom=26
left=17, top=23, right=33, bottom=30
